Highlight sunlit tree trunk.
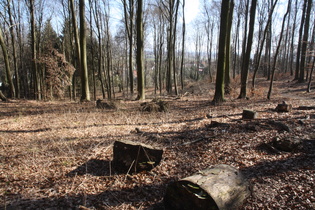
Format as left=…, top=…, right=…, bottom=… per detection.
left=136, top=0, right=145, bottom=100
left=212, top=0, right=232, bottom=104
left=69, top=0, right=81, bottom=101
left=79, top=0, right=90, bottom=101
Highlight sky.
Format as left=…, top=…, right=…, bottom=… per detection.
left=185, top=0, right=200, bottom=24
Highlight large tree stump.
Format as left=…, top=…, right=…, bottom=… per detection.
left=164, top=164, right=250, bottom=210
left=275, top=102, right=292, bottom=112
left=113, top=140, right=163, bottom=173
left=242, top=109, right=257, bottom=120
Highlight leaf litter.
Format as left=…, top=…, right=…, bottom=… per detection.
left=0, top=79, right=314, bottom=209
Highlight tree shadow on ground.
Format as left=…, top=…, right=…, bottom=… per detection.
left=1, top=181, right=168, bottom=210
left=67, top=159, right=115, bottom=177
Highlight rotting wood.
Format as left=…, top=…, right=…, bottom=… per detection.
left=113, top=140, right=163, bottom=173
left=164, top=164, right=250, bottom=210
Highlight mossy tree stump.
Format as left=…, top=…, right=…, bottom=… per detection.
left=113, top=140, right=163, bottom=173
left=164, top=164, right=250, bottom=210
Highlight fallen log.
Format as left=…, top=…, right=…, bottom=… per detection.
left=164, top=164, right=250, bottom=210
left=297, top=106, right=315, bottom=110
left=113, top=140, right=163, bottom=173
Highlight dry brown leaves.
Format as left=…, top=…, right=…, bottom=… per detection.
left=0, top=80, right=314, bottom=209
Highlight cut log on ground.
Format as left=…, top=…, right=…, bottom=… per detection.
left=275, top=103, right=292, bottom=112
left=242, top=110, right=257, bottom=120
left=164, top=164, right=250, bottom=210
left=113, top=140, right=163, bottom=173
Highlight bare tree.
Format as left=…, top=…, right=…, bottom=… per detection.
left=267, top=0, right=291, bottom=99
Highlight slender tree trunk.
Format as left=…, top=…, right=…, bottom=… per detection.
left=136, top=0, right=145, bottom=100
left=180, top=0, right=185, bottom=90
left=69, top=0, right=81, bottom=101
left=0, top=27, right=15, bottom=98
left=307, top=58, right=315, bottom=92
left=267, top=0, right=291, bottom=99
left=29, top=0, right=41, bottom=100
left=298, top=0, right=312, bottom=83
left=7, top=0, right=19, bottom=98
left=79, top=0, right=90, bottom=101
left=239, top=0, right=257, bottom=99
left=294, top=0, right=307, bottom=80
left=289, top=0, right=298, bottom=76
left=224, top=0, right=234, bottom=94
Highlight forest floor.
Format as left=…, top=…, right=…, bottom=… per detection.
left=0, top=76, right=315, bottom=209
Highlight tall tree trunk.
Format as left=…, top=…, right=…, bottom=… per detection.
left=267, top=0, right=291, bottom=99
left=136, top=0, right=145, bottom=100
left=0, top=27, right=15, bottom=98
left=122, top=0, right=135, bottom=96
left=7, top=0, right=19, bottom=98
left=294, top=0, right=307, bottom=80
left=29, top=0, right=41, bottom=100
left=180, top=0, right=185, bottom=90
left=298, top=0, right=312, bottom=83
left=69, top=0, right=81, bottom=101
left=224, top=0, right=234, bottom=94
left=239, top=0, right=257, bottom=99
left=79, top=0, right=90, bottom=101
left=212, top=0, right=231, bottom=104
left=289, top=0, right=298, bottom=76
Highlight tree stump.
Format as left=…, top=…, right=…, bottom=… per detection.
left=164, top=164, right=250, bottom=210
left=275, top=103, right=292, bottom=112
left=242, top=110, right=257, bottom=120
left=140, top=99, right=168, bottom=112
left=113, top=140, right=163, bottom=173
left=272, top=137, right=301, bottom=152
left=96, top=99, right=118, bottom=109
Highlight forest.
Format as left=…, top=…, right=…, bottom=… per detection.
left=0, top=0, right=315, bottom=209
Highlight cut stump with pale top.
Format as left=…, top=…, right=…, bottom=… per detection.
left=113, top=140, right=163, bottom=173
